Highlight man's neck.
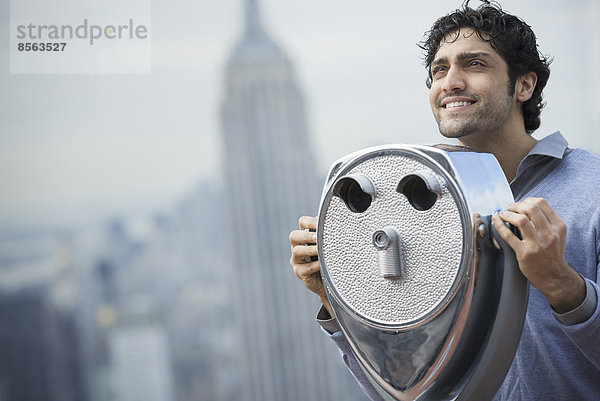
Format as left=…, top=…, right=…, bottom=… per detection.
left=458, top=129, right=538, bottom=183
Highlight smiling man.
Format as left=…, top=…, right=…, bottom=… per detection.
left=289, top=1, right=600, bottom=400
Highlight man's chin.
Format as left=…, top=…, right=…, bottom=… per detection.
left=438, top=127, right=471, bottom=139
left=436, top=118, right=464, bottom=137
left=436, top=117, right=482, bottom=139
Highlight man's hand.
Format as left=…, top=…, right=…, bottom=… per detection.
left=492, top=197, right=586, bottom=313
left=289, top=216, right=333, bottom=317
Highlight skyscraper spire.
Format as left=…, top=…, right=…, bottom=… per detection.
left=231, top=0, right=280, bottom=63
left=244, top=0, right=264, bottom=40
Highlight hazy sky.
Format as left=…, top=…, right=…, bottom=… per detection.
left=1, top=0, right=598, bottom=229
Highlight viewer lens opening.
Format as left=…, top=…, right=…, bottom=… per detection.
left=397, top=174, right=438, bottom=211
left=333, top=175, right=376, bottom=213
left=342, top=179, right=371, bottom=213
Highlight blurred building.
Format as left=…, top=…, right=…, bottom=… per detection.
left=0, top=231, right=86, bottom=401
left=155, top=183, right=238, bottom=401
left=110, top=315, right=174, bottom=401
left=220, top=1, right=368, bottom=400
left=72, top=183, right=236, bottom=401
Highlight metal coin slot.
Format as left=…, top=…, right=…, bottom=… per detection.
left=333, top=173, right=376, bottom=213
left=373, top=230, right=392, bottom=250
left=397, top=172, right=442, bottom=211
left=372, top=227, right=403, bottom=279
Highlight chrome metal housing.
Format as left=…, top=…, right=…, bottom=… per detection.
left=317, top=144, right=528, bottom=401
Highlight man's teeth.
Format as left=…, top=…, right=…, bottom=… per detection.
left=445, top=101, right=473, bottom=109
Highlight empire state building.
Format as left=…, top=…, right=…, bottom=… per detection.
left=220, top=1, right=367, bottom=400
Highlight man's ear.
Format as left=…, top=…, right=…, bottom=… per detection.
left=515, top=72, right=537, bottom=103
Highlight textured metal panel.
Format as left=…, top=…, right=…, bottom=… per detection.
left=321, top=154, right=463, bottom=325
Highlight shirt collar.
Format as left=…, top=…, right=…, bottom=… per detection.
left=525, top=131, right=569, bottom=159
left=513, top=131, right=569, bottom=181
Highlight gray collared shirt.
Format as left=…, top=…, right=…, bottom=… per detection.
left=511, top=131, right=572, bottom=200
left=509, top=131, right=596, bottom=326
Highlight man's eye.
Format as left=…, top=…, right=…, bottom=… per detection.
left=432, top=66, right=447, bottom=76
left=469, top=60, right=484, bottom=67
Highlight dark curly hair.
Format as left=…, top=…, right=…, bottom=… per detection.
left=420, top=0, right=551, bottom=133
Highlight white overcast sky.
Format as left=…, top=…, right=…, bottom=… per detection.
left=1, top=0, right=598, bottom=229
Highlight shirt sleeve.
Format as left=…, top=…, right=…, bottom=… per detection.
left=553, top=278, right=598, bottom=325
left=316, top=307, right=385, bottom=401
left=552, top=200, right=600, bottom=371
left=555, top=278, right=600, bottom=370
left=316, top=305, right=342, bottom=334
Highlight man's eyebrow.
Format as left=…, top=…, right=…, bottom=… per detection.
left=431, top=51, right=494, bottom=68
left=431, top=57, right=448, bottom=68
left=456, top=51, right=494, bottom=61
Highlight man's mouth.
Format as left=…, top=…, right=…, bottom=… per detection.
left=443, top=101, right=475, bottom=110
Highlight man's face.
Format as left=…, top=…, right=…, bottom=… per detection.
left=428, top=29, right=516, bottom=142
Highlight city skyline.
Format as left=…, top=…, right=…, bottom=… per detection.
left=1, top=0, right=598, bottom=230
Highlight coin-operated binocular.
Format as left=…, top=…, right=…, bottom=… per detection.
left=316, top=145, right=528, bottom=401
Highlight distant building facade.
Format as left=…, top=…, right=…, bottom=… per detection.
left=220, top=1, right=368, bottom=400
left=0, top=233, right=86, bottom=401
left=110, top=322, right=175, bottom=401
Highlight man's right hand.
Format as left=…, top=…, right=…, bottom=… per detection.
left=289, top=216, right=333, bottom=317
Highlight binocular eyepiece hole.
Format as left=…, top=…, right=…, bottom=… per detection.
left=333, top=174, right=376, bottom=213
left=397, top=173, right=440, bottom=211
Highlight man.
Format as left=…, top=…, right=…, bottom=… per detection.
left=289, top=1, right=600, bottom=400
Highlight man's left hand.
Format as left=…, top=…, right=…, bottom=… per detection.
left=492, top=197, right=585, bottom=313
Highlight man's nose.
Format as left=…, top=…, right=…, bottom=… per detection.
left=441, top=67, right=466, bottom=92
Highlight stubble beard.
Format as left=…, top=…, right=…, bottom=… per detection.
left=435, top=92, right=514, bottom=140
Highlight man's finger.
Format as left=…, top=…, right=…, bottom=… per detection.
left=498, top=210, right=536, bottom=240
left=291, top=244, right=318, bottom=263
left=299, top=216, right=317, bottom=230
left=289, top=229, right=317, bottom=246
left=492, top=213, right=525, bottom=250
left=507, top=200, right=550, bottom=231
left=515, top=197, right=562, bottom=226
left=292, top=260, right=320, bottom=279
left=501, top=202, right=550, bottom=230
